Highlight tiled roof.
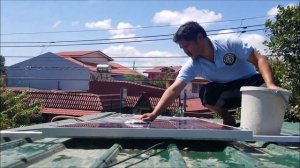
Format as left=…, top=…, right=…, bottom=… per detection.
left=56, top=51, right=98, bottom=56
left=41, top=108, right=98, bottom=116
left=28, top=91, right=103, bottom=111
left=56, top=51, right=141, bottom=76
left=185, top=98, right=209, bottom=112
left=57, top=55, right=96, bottom=71
left=11, top=90, right=121, bottom=116
left=149, top=97, right=179, bottom=110
left=89, top=80, right=165, bottom=97
left=184, top=98, right=212, bottom=118
left=108, top=62, right=142, bottom=76
left=56, top=50, right=113, bottom=61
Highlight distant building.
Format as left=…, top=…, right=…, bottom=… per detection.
left=8, top=52, right=93, bottom=91
left=7, top=50, right=142, bottom=91
left=143, top=66, right=181, bottom=80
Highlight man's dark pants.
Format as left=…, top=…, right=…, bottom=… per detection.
left=199, top=74, right=265, bottom=110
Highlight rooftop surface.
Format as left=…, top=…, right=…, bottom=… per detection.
left=1, top=112, right=299, bottom=168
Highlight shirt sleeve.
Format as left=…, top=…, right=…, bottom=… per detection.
left=176, top=59, right=196, bottom=84
left=227, top=37, right=254, bottom=60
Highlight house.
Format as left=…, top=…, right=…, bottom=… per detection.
left=166, top=77, right=209, bottom=102
left=143, top=66, right=181, bottom=80
left=108, top=62, right=143, bottom=80
left=57, top=50, right=114, bottom=81
left=7, top=50, right=142, bottom=91
left=57, top=51, right=144, bottom=81
left=7, top=52, right=92, bottom=91
left=180, top=77, right=210, bottom=99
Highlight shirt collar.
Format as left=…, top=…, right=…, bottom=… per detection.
left=208, top=37, right=218, bottom=52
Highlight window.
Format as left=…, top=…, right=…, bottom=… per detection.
left=192, top=83, right=198, bottom=93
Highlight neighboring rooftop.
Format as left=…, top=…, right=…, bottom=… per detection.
left=89, top=80, right=166, bottom=97
left=108, top=62, right=143, bottom=76
left=56, top=50, right=113, bottom=61
left=143, top=66, right=182, bottom=74
left=12, top=89, right=120, bottom=116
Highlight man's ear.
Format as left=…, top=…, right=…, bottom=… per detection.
left=197, top=34, right=203, bottom=41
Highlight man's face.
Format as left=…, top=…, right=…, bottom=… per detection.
left=178, top=38, right=202, bottom=59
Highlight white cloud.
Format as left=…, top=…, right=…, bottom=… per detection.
left=103, top=45, right=141, bottom=57
left=210, top=29, right=237, bottom=40
left=240, top=34, right=269, bottom=54
left=52, top=20, right=61, bottom=28
left=109, top=22, right=140, bottom=35
left=153, top=7, right=222, bottom=27
left=211, top=29, right=269, bottom=54
left=85, top=19, right=112, bottom=29
left=108, top=22, right=140, bottom=41
left=111, top=34, right=136, bottom=39
left=267, top=7, right=279, bottom=16
left=103, top=45, right=183, bottom=74
left=267, top=3, right=298, bottom=16
left=85, top=20, right=139, bottom=40
left=71, top=21, right=80, bottom=26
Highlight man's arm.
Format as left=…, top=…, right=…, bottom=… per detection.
left=247, top=50, right=285, bottom=90
left=139, top=79, right=186, bottom=121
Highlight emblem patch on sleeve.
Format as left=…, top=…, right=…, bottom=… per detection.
left=223, top=53, right=236, bottom=65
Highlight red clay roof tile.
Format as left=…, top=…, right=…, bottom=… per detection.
left=89, top=80, right=165, bottom=97
left=41, top=108, right=98, bottom=116
left=56, top=50, right=113, bottom=61
left=185, top=98, right=209, bottom=112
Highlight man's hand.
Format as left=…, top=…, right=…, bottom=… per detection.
left=139, top=113, right=157, bottom=122
left=267, top=83, right=289, bottom=92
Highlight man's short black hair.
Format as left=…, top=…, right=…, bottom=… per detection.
left=173, top=21, right=207, bottom=43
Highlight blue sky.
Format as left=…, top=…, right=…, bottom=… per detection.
left=1, top=0, right=298, bottom=73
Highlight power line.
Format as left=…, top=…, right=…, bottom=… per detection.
left=0, top=28, right=265, bottom=48
left=1, top=15, right=273, bottom=36
left=1, top=24, right=264, bottom=44
left=7, top=66, right=182, bottom=70
left=6, top=77, right=176, bottom=82
left=4, top=55, right=187, bottom=58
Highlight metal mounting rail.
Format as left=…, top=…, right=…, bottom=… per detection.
left=1, top=130, right=299, bottom=143
left=252, top=135, right=300, bottom=142
left=0, top=130, right=43, bottom=139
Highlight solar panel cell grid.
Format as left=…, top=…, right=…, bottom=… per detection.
left=59, top=116, right=235, bottom=130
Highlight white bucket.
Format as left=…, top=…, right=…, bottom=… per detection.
left=240, top=86, right=292, bottom=135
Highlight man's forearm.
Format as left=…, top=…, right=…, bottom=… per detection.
left=257, top=56, right=275, bottom=87
left=152, top=80, right=186, bottom=117
left=152, top=88, right=180, bottom=116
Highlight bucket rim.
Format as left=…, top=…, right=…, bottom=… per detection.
left=240, top=86, right=292, bottom=96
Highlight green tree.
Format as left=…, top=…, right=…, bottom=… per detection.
left=0, top=55, right=5, bottom=87
left=124, top=74, right=147, bottom=84
left=0, top=55, right=44, bottom=129
left=0, top=90, right=44, bottom=129
left=149, top=72, right=177, bottom=89
left=0, top=55, right=5, bottom=76
left=264, top=5, right=300, bottom=121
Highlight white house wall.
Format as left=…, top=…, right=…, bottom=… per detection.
left=76, top=53, right=109, bottom=65
left=8, top=52, right=90, bottom=91
left=180, top=83, right=200, bottom=99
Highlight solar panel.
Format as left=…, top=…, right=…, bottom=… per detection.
left=42, top=115, right=252, bottom=141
